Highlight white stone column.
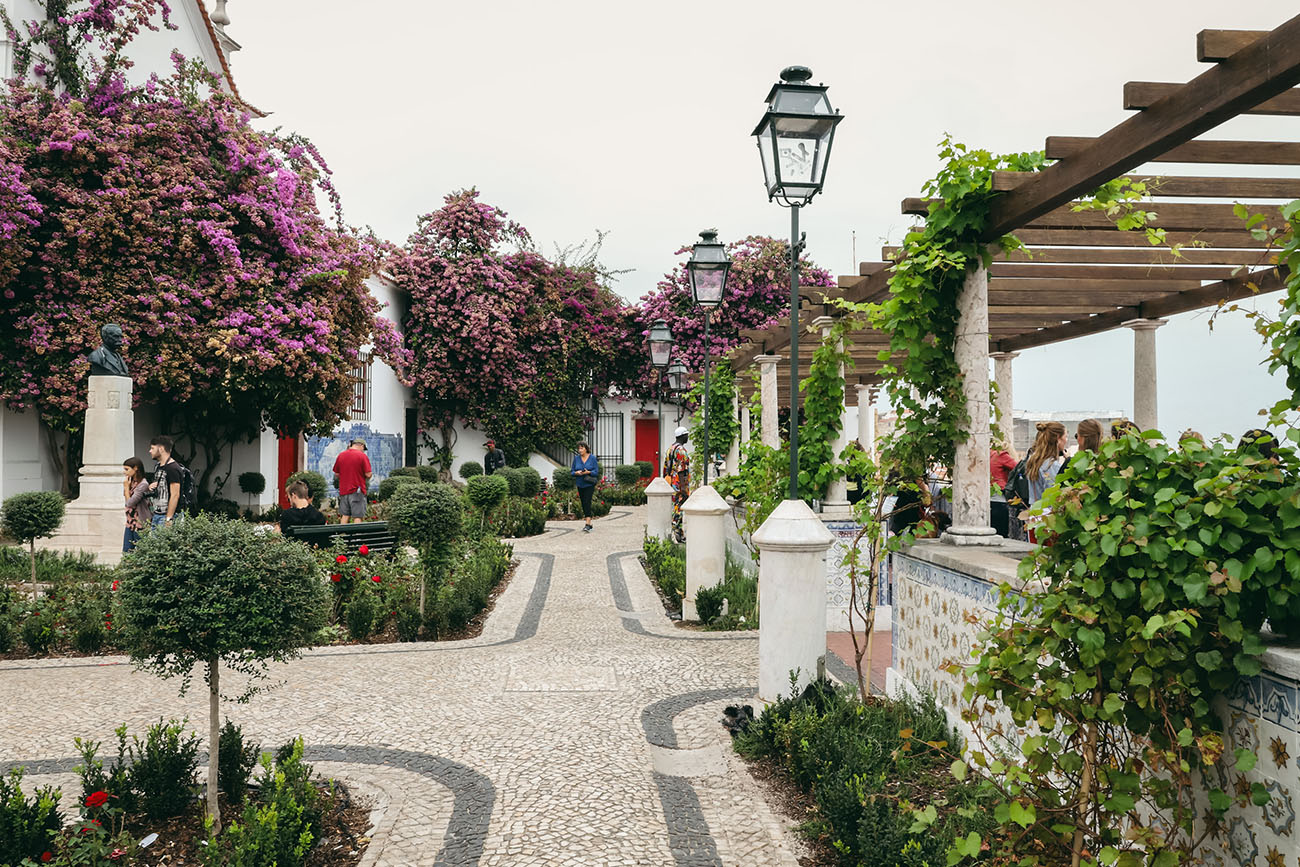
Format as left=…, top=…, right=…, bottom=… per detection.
left=755, top=354, right=781, bottom=448
left=645, top=477, right=675, bottom=540
left=739, top=404, right=751, bottom=446
left=855, top=385, right=876, bottom=458
left=810, top=316, right=852, bottom=518
left=682, top=485, right=730, bottom=621
left=942, top=263, right=999, bottom=546
left=990, top=351, right=1019, bottom=445
left=1123, top=319, right=1166, bottom=432
left=725, top=393, right=740, bottom=476
left=754, top=499, right=835, bottom=703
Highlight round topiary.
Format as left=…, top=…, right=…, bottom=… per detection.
left=1, top=490, right=66, bottom=598
left=415, top=465, right=441, bottom=484
left=466, top=474, right=509, bottom=512
left=498, top=467, right=526, bottom=497
left=634, top=461, right=654, bottom=479
left=387, top=482, right=464, bottom=550
left=237, top=472, right=266, bottom=496
left=389, top=467, right=420, bottom=479
left=517, top=467, right=542, bottom=498
left=552, top=467, right=576, bottom=491
left=459, top=461, right=484, bottom=479
left=378, top=475, right=418, bottom=501
left=614, top=464, right=640, bottom=487
left=285, top=470, right=327, bottom=506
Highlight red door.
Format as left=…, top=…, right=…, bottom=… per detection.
left=634, top=418, right=660, bottom=474
left=277, top=434, right=300, bottom=508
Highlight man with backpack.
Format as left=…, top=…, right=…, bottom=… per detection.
left=147, top=434, right=195, bottom=527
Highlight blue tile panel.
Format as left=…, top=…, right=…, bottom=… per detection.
left=306, top=422, right=404, bottom=496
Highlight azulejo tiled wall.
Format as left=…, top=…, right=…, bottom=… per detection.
left=892, top=549, right=1300, bottom=866
left=306, top=423, right=404, bottom=496
left=823, top=520, right=891, bottom=628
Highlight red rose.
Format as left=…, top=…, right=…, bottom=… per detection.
left=335, top=554, right=347, bottom=564
left=358, top=545, right=369, bottom=556
left=110, top=580, right=119, bottom=591
left=371, top=575, right=381, bottom=583
left=41, top=853, right=52, bottom=863
left=330, top=573, right=342, bottom=583
left=85, top=790, right=108, bottom=808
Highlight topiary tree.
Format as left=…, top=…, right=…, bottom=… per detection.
left=0, top=490, right=65, bottom=600
left=458, top=461, right=484, bottom=479
left=386, top=482, right=464, bottom=618
left=497, top=467, right=526, bottom=497
left=236, top=472, right=265, bottom=513
left=115, top=514, right=327, bottom=834
left=377, top=475, right=417, bottom=501
left=614, top=464, right=640, bottom=487
left=552, top=467, right=576, bottom=491
left=517, top=467, right=542, bottom=498
left=285, top=471, right=327, bottom=507
left=465, top=474, right=509, bottom=534
left=635, top=460, right=653, bottom=479
left=415, top=465, right=441, bottom=484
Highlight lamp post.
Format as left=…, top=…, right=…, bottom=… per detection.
left=666, top=359, right=688, bottom=423
left=685, top=230, right=731, bottom=487
left=752, top=65, right=842, bottom=500
left=647, top=319, right=675, bottom=471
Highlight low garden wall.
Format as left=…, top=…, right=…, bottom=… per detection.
left=888, top=541, right=1300, bottom=866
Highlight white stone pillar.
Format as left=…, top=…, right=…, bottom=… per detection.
left=1123, top=319, right=1166, bottom=432
left=855, top=385, right=876, bottom=457
left=682, top=485, right=730, bottom=621
left=740, top=404, right=751, bottom=446
left=810, top=316, right=852, bottom=518
left=725, top=393, right=740, bottom=477
left=990, top=352, right=1019, bottom=445
left=755, top=354, right=781, bottom=448
left=646, top=477, right=675, bottom=540
left=754, top=499, right=835, bottom=703
left=942, top=263, right=999, bottom=546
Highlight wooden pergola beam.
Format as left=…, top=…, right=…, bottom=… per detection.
left=884, top=243, right=1280, bottom=267
left=1045, top=136, right=1300, bottom=165
left=1012, top=228, right=1272, bottom=248
left=983, top=14, right=1300, bottom=238
left=989, top=262, right=1245, bottom=281
left=1198, top=30, right=1268, bottom=63
left=905, top=197, right=1285, bottom=232
left=1125, top=81, right=1300, bottom=116
left=992, top=172, right=1300, bottom=199
left=988, top=277, right=1197, bottom=293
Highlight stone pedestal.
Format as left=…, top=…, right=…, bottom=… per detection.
left=45, top=376, right=134, bottom=565
left=1123, top=318, right=1166, bottom=432
left=754, top=498, right=834, bottom=704
left=682, top=485, right=729, bottom=621
left=645, top=477, right=675, bottom=540
left=755, top=354, right=781, bottom=448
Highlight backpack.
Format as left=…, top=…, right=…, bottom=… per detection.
left=1002, top=458, right=1030, bottom=512
left=175, top=462, right=198, bottom=512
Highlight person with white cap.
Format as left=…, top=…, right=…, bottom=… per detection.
left=662, top=426, right=691, bottom=542
left=332, top=437, right=372, bottom=524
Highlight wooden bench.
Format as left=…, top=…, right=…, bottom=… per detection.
left=286, top=521, right=400, bottom=555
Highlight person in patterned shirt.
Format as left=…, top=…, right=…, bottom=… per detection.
left=662, top=426, right=691, bottom=542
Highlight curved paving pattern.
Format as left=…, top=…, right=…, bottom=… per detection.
left=0, top=508, right=800, bottom=865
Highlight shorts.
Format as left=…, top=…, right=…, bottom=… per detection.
left=339, top=491, right=369, bottom=518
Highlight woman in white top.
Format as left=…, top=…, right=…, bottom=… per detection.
left=1026, top=421, right=1068, bottom=506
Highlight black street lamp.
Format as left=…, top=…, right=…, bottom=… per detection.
left=753, top=65, right=842, bottom=499
left=685, top=229, right=731, bottom=487
left=647, top=319, right=675, bottom=472
left=666, top=360, right=688, bottom=423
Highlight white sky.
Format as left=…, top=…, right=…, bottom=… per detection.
left=226, top=0, right=1297, bottom=439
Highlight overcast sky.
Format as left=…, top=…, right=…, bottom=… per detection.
left=229, top=0, right=1296, bottom=439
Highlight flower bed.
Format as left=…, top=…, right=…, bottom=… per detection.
left=640, top=536, right=758, bottom=630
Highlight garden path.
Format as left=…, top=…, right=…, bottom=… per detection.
left=0, top=505, right=806, bottom=866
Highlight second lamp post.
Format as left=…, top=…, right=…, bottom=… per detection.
left=685, top=230, right=731, bottom=487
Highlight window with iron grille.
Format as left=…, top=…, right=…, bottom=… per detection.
left=349, top=353, right=371, bottom=421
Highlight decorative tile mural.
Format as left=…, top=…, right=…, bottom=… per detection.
left=891, top=549, right=1300, bottom=866
left=306, top=423, right=404, bottom=496
left=823, top=519, right=891, bottom=627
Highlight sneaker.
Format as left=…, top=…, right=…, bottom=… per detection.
left=583, top=524, right=593, bottom=533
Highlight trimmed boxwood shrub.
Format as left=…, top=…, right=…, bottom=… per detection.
left=517, top=466, right=542, bottom=498
left=497, top=467, right=526, bottom=496
left=602, top=485, right=647, bottom=506
left=378, top=474, right=417, bottom=501
left=389, top=467, right=420, bottom=479
left=634, top=460, right=654, bottom=479
left=237, top=472, right=266, bottom=497
left=613, top=464, right=641, bottom=487
left=200, top=498, right=241, bottom=519
left=285, top=470, right=327, bottom=507
left=1, top=490, right=65, bottom=597
left=466, top=474, right=509, bottom=513
left=0, top=768, right=63, bottom=866
left=459, top=460, right=484, bottom=479
left=551, top=467, right=576, bottom=491
left=415, top=465, right=441, bottom=484
left=387, top=483, right=464, bottom=551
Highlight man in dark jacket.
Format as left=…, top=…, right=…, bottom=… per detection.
left=484, top=439, right=506, bottom=475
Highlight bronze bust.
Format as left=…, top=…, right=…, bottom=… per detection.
left=87, top=324, right=129, bottom=377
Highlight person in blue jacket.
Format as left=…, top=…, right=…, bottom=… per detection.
left=570, top=441, right=600, bottom=533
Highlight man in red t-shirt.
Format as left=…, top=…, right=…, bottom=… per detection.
left=332, top=439, right=373, bottom=524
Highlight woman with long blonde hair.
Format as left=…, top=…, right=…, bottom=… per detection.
left=1026, top=421, right=1067, bottom=507
left=1075, top=418, right=1104, bottom=454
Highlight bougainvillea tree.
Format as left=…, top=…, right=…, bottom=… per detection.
left=0, top=0, right=409, bottom=495
left=389, top=189, right=640, bottom=467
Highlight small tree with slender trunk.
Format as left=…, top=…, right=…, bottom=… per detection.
left=0, top=491, right=65, bottom=601
left=115, top=514, right=327, bottom=833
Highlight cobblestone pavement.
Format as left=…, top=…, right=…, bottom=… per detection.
left=0, top=506, right=806, bottom=866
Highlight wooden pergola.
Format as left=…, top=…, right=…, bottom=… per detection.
left=728, top=19, right=1300, bottom=408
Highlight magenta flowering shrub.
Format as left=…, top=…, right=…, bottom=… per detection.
left=0, top=1, right=410, bottom=495
left=634, top=235, right=835, bottom=385
left=389, top=189, right=640, bottom=464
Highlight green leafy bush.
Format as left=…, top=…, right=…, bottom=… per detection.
left=614, top=464, right=641, bottom=487
left=389, top=467, right=420, bottom=479
left=551, top=467, right=576, bottom=491
left=387, top=483, right=464, bottom=551
left=601, top=485, right=647, bottom=506
left=496, top=467, right=525, bottom=496
left=0, top=548, right=103, bottom=586
left=635, top=460, right=654, bottom=479
left=377, top=474, right=417, bottom=501
left=200, top=497, right=241, bottom=519
left=458, top=460, right=484, bottom=479
left=394, top=603, right=422, bottom=642
left=20, top=608, right=54, bottom=655
left=218, top=719, right=260, bottom=806
left=204, top=739, right=320, bottom=867
left=427, top=536, right=512, bottom=636
left=735, top=681, right=992, bottom=864
left=74, top=726, right=135, bottom=817
left=467, top=496, right=547, bottom=538
left=465, top=474, right=509, bottom=513
left=0, top=585, right=15, bottom=652
left=237, top=472, right=266, bottom=497
left=129, top=718, right=201, bottom=820
left=0, top=768, right=62, bottom=866
left=1, top=490, right=65, bottom=597
left=642, top=535, right=685, bottom=602
left=415, top=465, right=441, bottom=484
left=550, top=490, right=611, bottom=519
left=345, top=589, right=377, bottom=640
left=284, top=471, right=327, bottom=507
left=694, top=583, right=724, bottom=624
left=517, top=467, right=542, bottom=497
